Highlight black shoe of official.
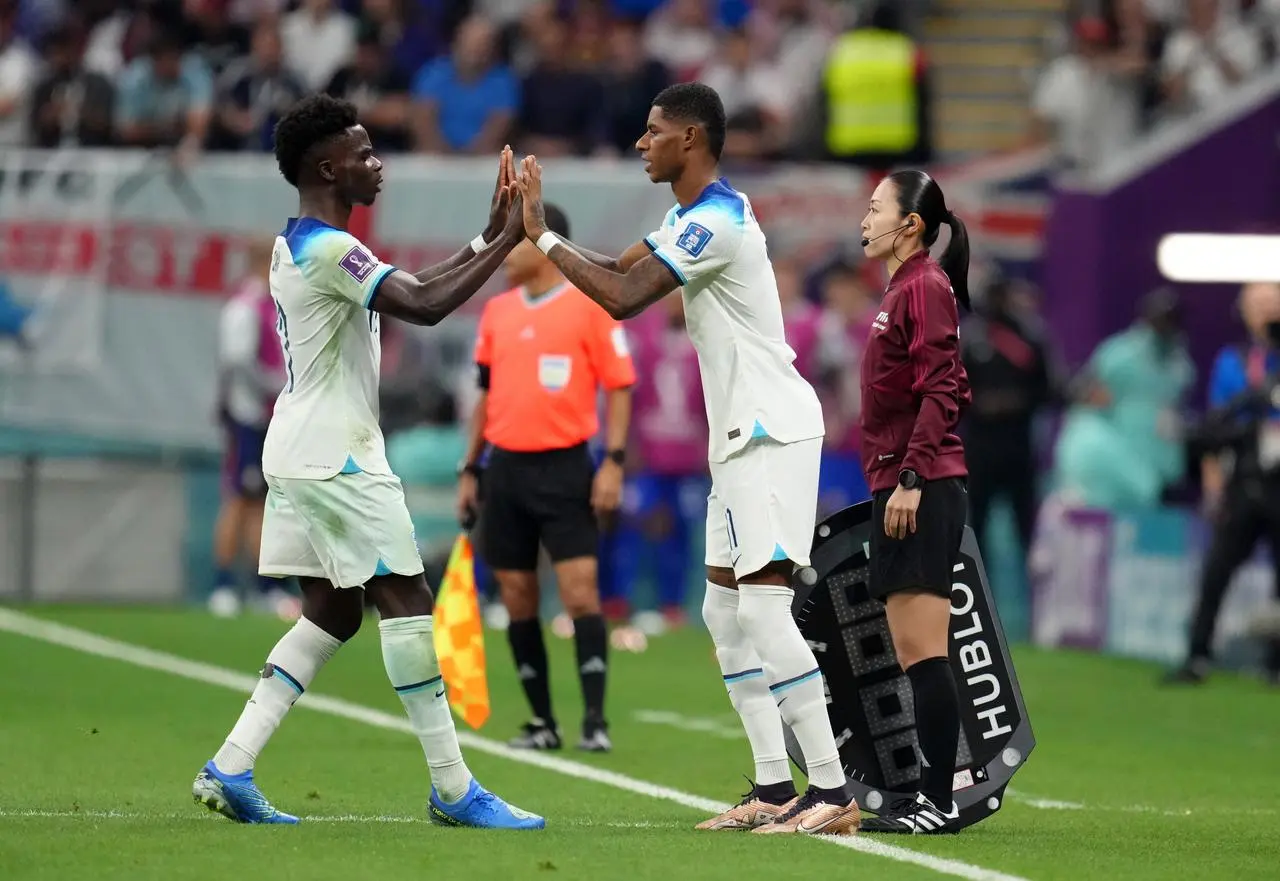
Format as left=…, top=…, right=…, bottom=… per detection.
left=508, top=718, right=562, bottom=750
left=578, top=715, right=612, bottom=752
left=1162, top=658, right=1210, bottom=685
left=860, top=793, right=960, bottom=834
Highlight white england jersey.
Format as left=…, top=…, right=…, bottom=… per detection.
left=262, top=217, right=397, bottom=480
left=644, top=179, right=824, bottom=463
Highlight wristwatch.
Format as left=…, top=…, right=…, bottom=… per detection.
left=898, top=469, right=923, bottom=490
left=605, top=449, right=626, bottom=466
left=457, top=460, right=482, bottom=479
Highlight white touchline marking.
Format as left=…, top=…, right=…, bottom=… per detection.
left=1007, top=793, right=1085, bottom=811
left=0, top=809, right=680, bottom=828
left=0, top=609, right=1030, bottom=881
left=1004, top=790, right=1274, bottom=818
left=0, top=810, right=423, bottom=823
left=633, top=709, right=746, bottom=740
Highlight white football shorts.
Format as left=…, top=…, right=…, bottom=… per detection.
left=705, top=436, right=821, bottom=579
left=259, top=470, right=425, bottom=589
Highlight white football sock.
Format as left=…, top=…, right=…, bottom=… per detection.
left=736, top=583, right=846, bottom=792
left=701, top=582, right=792, bottom=786
left=379, top=615, right=474, bottom=803
left=215, top=616, right=341, bottom=775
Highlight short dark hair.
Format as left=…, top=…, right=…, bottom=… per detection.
left=273, top=94, right=359, bottom=188
left=652, top=82, right=726, bottom=161
left=544, top=203, right=570, bottom=240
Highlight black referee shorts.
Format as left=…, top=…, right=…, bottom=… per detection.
left=869, top=477, right=968, bottom=601
left=477, top=443, right=598, bottom=572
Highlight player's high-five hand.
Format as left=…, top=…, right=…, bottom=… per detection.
left=515, top=155, right=549, bottom=242
left=483, top=145, right=518, bottom=243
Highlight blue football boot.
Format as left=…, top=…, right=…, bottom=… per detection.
left=192, top=761, right=299, bottom=824
left=428, top=779, right=545, bottom=830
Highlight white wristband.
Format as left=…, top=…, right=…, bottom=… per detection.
left=470, top=233, right=492, bottom=254
left=535, top=231, right=560, bottom=255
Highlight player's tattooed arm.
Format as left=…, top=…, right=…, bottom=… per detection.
left=560, top=240, right=651, bottom=274
left=549, top=251, right=678, bottom=320
left=414, top=146, right=518, bottom=284
left=515, top=157, right=677, bottom=319
left=372, top=192, right=523, bottom=326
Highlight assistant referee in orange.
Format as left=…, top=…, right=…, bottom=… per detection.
left=457, top=203, right=635, bottom=754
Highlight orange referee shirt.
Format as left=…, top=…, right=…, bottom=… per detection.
left=475, top=283, right=636, bottom=452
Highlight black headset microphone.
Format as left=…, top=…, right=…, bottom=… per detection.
left=860, top=221, right=913, bottom=248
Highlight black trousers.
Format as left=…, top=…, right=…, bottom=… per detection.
left=965, top=439, right=1037, bottom=558
left=1187, top=480, right=1280, bottom=671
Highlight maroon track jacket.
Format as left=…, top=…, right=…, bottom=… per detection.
left=859, top=251, right=971, bottom=492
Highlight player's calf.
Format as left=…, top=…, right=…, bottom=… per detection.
left=736, top=580, right=848, bottom=796
left=207, top=612, right=344, bottom=778
left=556, top=557, right=612, bottom=750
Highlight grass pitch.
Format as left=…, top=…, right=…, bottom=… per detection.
left=1, top=606, right=1277, bottom=881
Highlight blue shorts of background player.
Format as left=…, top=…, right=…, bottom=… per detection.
left=222, top=420, right=268, bottom=500
left=599, top=472, right=710, bottom=625
left=817, top=449, right=871, bottom=518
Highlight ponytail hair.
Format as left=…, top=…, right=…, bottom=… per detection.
left=940, top=211, right=971, bottom=312
left=885, top=169, right=973, bottom=312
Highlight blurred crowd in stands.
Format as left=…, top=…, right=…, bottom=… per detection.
left=1034, top=0, right=1280, bottom=168
left=0, top=1, right=1275, bottom=171
left=2, top=0, right=919, bottom=164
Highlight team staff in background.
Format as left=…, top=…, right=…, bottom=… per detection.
left=960, top=275, right=1055, bottom=561
left=1167, top=282, right=1280, bottom=687
left=602, top=293, right=709, bottom=631
left=856, top=169, right=973, bottom=835
left=457, top=203, right=635, bottom=754
left=210, top=238, right=297, bottom=621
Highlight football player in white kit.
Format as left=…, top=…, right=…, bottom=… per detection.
left=191, top=94, right=543, bottom=830
left=512, top=83, right=859, bottom=836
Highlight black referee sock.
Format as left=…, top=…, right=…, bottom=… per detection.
left=572, top=614, right=608, bottom=727
left=907, top=656, right=961, bottom=809
left=507, top=618, right=555, bottom=728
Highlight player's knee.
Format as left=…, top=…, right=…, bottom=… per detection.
left=553, top=557, right=599, bottom=618
left=498, top=572, right=540, bottom=620
left=559, top=585, right=600, bottom=618
left=302, top=605, right=362, bottom=643
left=891, top=631, right=945, bottom=670
left=701, top=585, right=738, bottom=643
left=326, top=609, right=363, bottom=643
left=734, top=587, right=780, bottom=644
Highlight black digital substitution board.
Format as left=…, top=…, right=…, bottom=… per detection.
left=783, top=501, right=1036, bottom=831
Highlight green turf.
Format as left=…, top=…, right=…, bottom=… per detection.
left=2, top=606, right=1278, bottom=881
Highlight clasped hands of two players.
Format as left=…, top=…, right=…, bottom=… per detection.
left=455, top=150, right=623, bottom=530
left=508, top=152, right=624, bottom=523
left=483, top=145, right=525, bottom=244
left=480, top=147, right=582, bottom=248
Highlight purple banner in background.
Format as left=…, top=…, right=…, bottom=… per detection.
left=1041, top=92, right=1280, bottom=396
left=1029, top=502, right=1112, bottom=651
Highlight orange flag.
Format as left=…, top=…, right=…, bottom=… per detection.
left=432, top=534, right=490, bottom=729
